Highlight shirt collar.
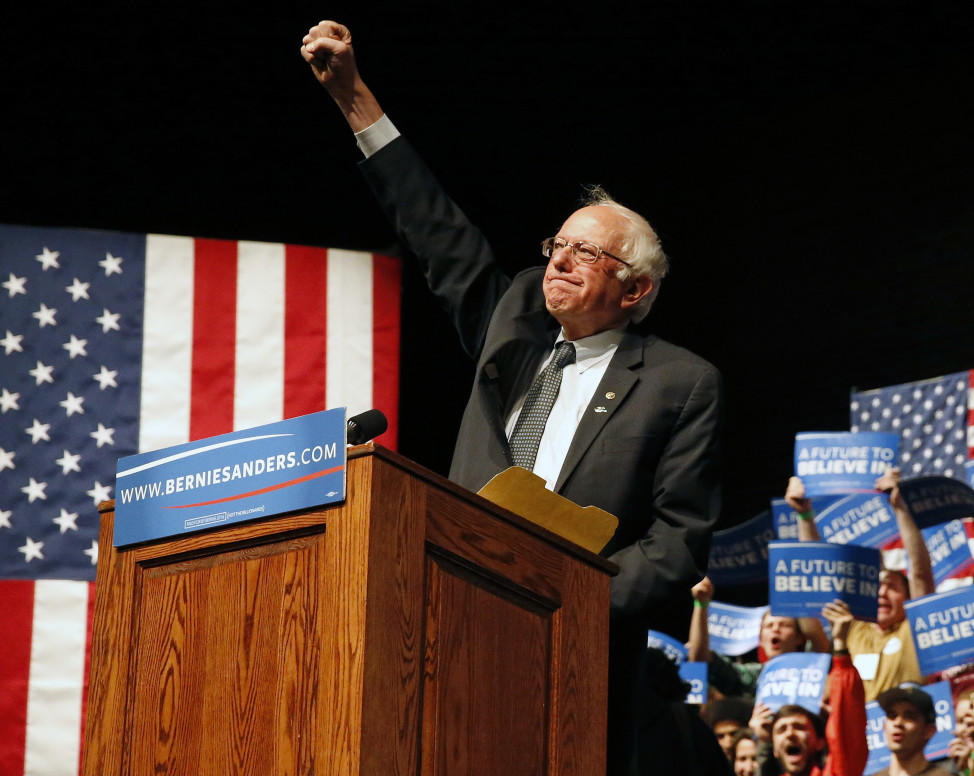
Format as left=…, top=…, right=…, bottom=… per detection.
left=556, top=326, right=625, bottom=373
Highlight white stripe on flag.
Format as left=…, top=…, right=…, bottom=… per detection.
left=23, top=581, right=89, bottom=776
left=140, top=234, right=195, bottom=452
left=326, top=249, right=374, bottom=418
left=235, top=241, right=286, bottom=429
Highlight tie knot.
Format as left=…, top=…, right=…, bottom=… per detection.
left=552, top=341, right=576, bottom=370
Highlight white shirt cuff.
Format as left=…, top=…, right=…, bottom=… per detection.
left=354, top=114, right=401, bottom=158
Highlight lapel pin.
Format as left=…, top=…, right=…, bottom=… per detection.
left=605, top=392, right=616, bottom=400
left=595, top=406, right=607, bottom=413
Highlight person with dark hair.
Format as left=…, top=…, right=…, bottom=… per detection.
left=705, top=697, right=756, bottom=762
left=751, top=600, right=867, bottom=776
left=871, top=686, right=952, bottom=776
left=688, top=576, right=830, bottom=697
left=301, top=20, right=724, bottom=775
left=786, top=469, right=935, bottom=701
left=732, top=728, right=760, bottom=776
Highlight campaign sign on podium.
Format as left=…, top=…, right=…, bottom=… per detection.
left=114, top=408, right=347, bottom=546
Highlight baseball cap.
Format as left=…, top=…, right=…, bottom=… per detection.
left=877, top=686, right=936, bottom=724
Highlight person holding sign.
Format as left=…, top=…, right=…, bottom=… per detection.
left=787, top=470, right=936, bottom=701
left=689, top=576, right=829, bottom=697
left=750, top=600, right=867, bottom=776
left=871, top=686, right=952, bottom=776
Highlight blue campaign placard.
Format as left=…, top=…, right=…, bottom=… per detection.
left=794, top=432, right=898, bottom=496
left=754, top=652, right=831, bottom=713
left=814, top=492, right=898, bottom=548
left=771, top=495, right=843, bottom=540
left=707, top=510, right=778, bottom=587
left=864, top=680, right=955, bottom=774
left=768, top=541, right=881, bottom=620
left=647, top=630, right=688, bottom=665
left=898, top=476, right=974, bottom=530
left=707, top=601, right=768, bottom=657
left=923, top=520, right=974, bottom=587
left=905, top=585, right=974, bottom=675
left=679, top=662, right=708, bottom=704
left=967, top=461, right=974, bottom=488
left=114, top=409, right=347, bottom=546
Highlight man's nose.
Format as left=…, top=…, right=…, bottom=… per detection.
left=550, top=243, right=575, bottom=270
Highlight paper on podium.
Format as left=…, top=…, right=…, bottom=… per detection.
left=477, top=467, right=619, bottom=554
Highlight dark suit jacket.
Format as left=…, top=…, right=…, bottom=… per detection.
left=360, top=136, right=723, bottom=772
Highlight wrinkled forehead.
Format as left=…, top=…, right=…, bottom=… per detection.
left=761, top=612, right=799, bottom=629
left=880, top=569, right=909, bottom=592
left=773, top=713, right=813, bottom=733
left=558, top=206, right=627, bottom=244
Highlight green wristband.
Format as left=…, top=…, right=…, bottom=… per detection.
left=693, top=599, right=708, bottom=609
left=797, top=510, right=814, bottom=521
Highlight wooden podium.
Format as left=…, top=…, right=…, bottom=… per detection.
left=82, top=446, right=615, bottom=776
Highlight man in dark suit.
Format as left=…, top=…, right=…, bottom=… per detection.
left=302, top=21, right=723, bottom=773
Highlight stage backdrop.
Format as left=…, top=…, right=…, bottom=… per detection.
left=0, top=223, right=400, bottom=776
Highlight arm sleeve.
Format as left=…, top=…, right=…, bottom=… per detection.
left=359, top=137, right=512, bottom=360
left=824, top=653, right=868, bottom=776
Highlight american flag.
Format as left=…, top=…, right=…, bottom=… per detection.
left=0, top=223, right=400, bottom=775
left=850, top=371, right=974, bottom=479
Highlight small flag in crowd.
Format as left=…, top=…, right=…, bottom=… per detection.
left=0, top=223, right=401, bottom=776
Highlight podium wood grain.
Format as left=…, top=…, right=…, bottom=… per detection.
left=82, top=446, right=614, bottom=775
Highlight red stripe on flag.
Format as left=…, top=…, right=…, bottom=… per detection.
left=78, top=581, right=96, bottom=774
left=372, top=253, right=401, bottom=450
left=0, top=580, right=35, bottom=776
left=968, top=369, right=974, bottom=459
left=284, top=245, right=329, bottom=418
left=191, top=238, right=238, bottom=440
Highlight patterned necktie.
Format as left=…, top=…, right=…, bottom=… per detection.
left=509, top=341, right=576, bottom=471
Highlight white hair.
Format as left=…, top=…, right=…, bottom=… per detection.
left=580, top=185, right=669, bottom=321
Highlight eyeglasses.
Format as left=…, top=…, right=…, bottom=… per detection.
left=541, top=236, right=632, bottom=268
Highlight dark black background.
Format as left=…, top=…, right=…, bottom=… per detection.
left=4, top=1, right=973, bottom=535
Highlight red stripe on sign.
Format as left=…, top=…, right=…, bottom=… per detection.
left=968, top=369, right=974, bottom=458
left=372, top=253, right=401, bottom=450
left=284, top=245, right=329, bottom=418
left=191, top=238, right=238, bottom=440
left=165, top=465, right=345, bottom=507
left=78, top=581, right=96, bottom=773
left=0, top=580, right=35, bottom=776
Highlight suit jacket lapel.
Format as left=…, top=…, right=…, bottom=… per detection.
left=554, top=331, right=646, bottom=493
left=478, top=308, right=558, bottom=461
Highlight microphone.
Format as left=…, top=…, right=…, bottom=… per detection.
left=346, top=409, right=388, bottom=445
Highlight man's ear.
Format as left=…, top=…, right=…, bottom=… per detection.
left=621, top=274, right=654, bottom=309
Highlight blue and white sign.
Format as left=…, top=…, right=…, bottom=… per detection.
left=707, top=601, right=768, bottom=657
left=647, top=630, right=688, bottom=665
left=864, top=680, right=955, bottom=774
left=922, top=520, right=974, bottom=587
left=794, top=432, right=898, bottom=496
left=769, top=541, right=881, bottom=620
left=678, top=662, right=708, bottom=704
left=754, top=652, right=831, bottom=713
left=707, top=510, right=777, bottom=586
left=966, top=461, right=974, bottom=488
left=905, top=585, right=974, bottom=675
left=771, top=495, right=843, bottom=540
left=898, top=476, right=974, bottom=530
left=814, top=492, right=897, bottom=548
left=114, top=409, right=347, bottom=546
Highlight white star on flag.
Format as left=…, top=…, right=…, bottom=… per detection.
left=3, top=273, right=27, bottom=297
left=84, top=540, right=99, bottom=565
left=0, top=389, right=21, bottom=412
left=90, top=423, right=115, bottom=448
left=32, top=302, right=58, bottom=327
left=18, top=537, right=44, bottom=562
left=92, top=365, right=118, bottom=390
left=63, top=334, right=89, bottom=358
left=59, top=392, right=85, bottom=417
left=35, top=247, right=60, bottom=270
left=21, top=478, right=48, bottom=503
left=65, top=278, right=91, bottom=301
left=1, top=330, right=24, bottom=354
left=29, top=361, right=55, bottom=385
left=55, top=449, right=82, bottom=475
left=25, top=419, right=52, bottom=444
left=0, top=448, right=15, bottom=472
left=99, top=253, right=123, bottom=276
left=95, top=308, right=120, bottom=333
left=85, top=481, right=112, bottom=506
left=53, top=509, right=79, bottom=533
left=0, top=509, right=11, bottom=529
